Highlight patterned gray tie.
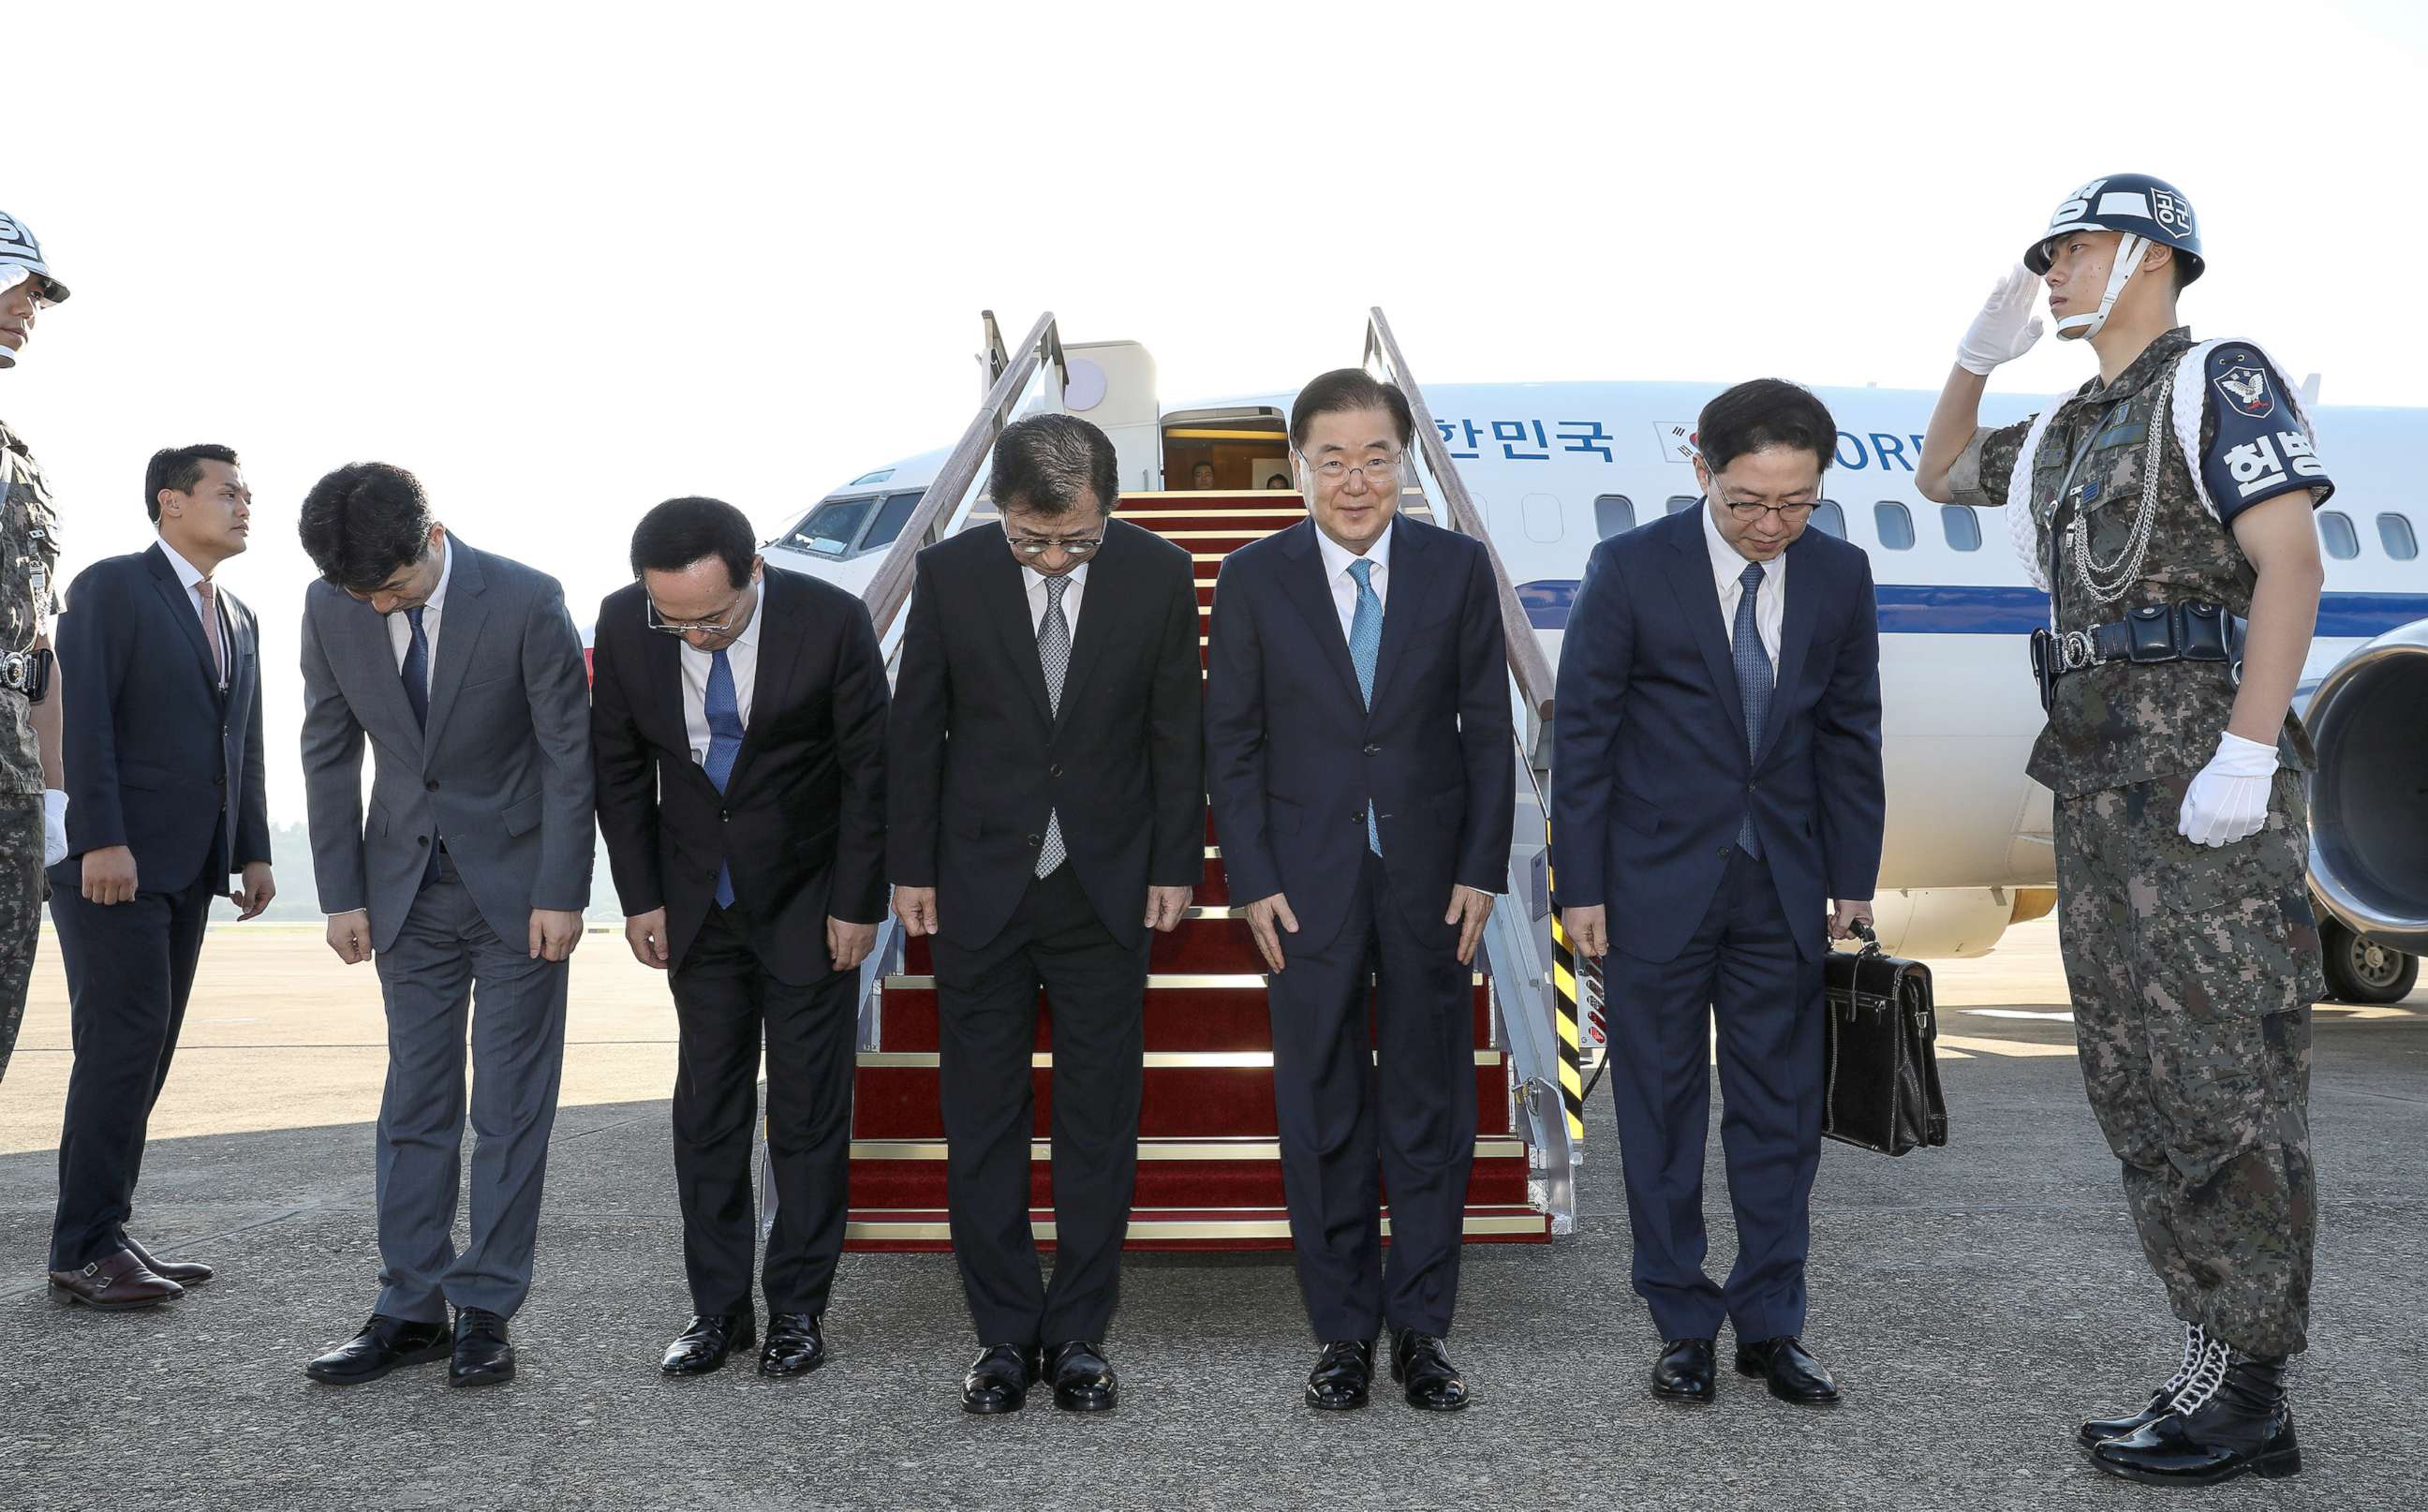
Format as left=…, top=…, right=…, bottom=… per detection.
left=1035, top=574, right=1071, bottom=877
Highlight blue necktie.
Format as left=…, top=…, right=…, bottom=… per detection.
left=704, top=647, right=744, bottom=909
left=1347, top=558, right=1383, bottom=856
left=1732, top=560, right=1770, bottom=857
left=402, top=606, right=430, bottom=730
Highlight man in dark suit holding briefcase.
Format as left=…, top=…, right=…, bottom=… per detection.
left=1551, top=379, right=1884, bottom=1407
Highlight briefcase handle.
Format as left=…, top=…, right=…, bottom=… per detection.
left=1835, top=916, right=1883, bottom=959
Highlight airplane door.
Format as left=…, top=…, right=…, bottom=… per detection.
left=1520, top=493, right=1563, bottom=542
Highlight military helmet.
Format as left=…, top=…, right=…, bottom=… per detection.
left=0, top=211, right=68, bottom=303
left=2023, top=173, right=2202, bottom=286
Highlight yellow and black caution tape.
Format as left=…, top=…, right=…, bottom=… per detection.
left=1544, top=819, right=1586, bottom=1143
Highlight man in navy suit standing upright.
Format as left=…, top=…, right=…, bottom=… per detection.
left=44, top=444, right=274, bottom=1310
left=1205, top=369, right=1515, bottom=1413
left=1552, top=379, right=1884, bottom=1408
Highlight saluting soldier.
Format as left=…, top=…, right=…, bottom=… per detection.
left=0, top=210, right=69, bottom=1088
left=1918, top=175, right=2329, bottom=1489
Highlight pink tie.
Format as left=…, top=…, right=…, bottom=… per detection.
left=195, top=579, right=228, bottom=688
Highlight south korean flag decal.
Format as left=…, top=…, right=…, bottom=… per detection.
left=2213, top=350, right=2274, bottom=420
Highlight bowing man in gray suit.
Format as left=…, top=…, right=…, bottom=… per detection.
left=294, top=463, right=594, bottom=1390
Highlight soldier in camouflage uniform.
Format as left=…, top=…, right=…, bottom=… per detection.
left=1920, top=176, right=2328, bottom=1489
left=0, top=211, right=70, bottom=1088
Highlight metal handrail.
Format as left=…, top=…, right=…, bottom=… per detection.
left=857, top=310, right=1068, bottom=642
left=1363, top=306, right=1558, bottom=731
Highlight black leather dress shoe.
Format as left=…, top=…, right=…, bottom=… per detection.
left=1046, top=1341, right=1117, bottom=1412
left=1736, top=1336, right=1841, bottom=1405
left=46, top=1248, right=183, bottom=1312
left=1651, top=1338, right=1717, bottom=1402
left=661, top=1313, right=754, bottom=1377
left=1305, top=1338, right=1375, bottom=1411
left=961, top=1343, right=1042, bottom=1414
left=759, top=1312, right=825, bottom=1378
left=450, top=1308, right=515, bottom=1387
left=122, top=1234, right=214, bottom=1286
left=305, top=1314, right=452, bottom=1384
left=1390, top=1328, right=1472, bottom=1412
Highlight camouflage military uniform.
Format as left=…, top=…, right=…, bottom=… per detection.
left=1, top=416, right=62, bottom=1084
left=1951, top=327, right=2327, bottom=1359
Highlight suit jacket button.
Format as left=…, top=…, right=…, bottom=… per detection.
left=1362, top=744, right=1380, bottom=757
left=719, top=808, right=731, bottom=823
left=1350, top=810, right=1363, bottom=825
left=1027, top=834, right=1042, bottom=848
left=214, top=774, right=226, bottom=787
left=1049, top=764, right=1063, bottom=778
left=1717, top=845, right=1732, bottom=858
left=418, top=835, right=429, bottom=848
left=425, top=778, right=439, bottom=792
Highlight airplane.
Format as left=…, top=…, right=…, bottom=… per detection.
left=762, top=334, right=2428, bottom=1012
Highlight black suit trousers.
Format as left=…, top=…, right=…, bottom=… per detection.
left=46, top=864, right=220, bottom=1269
left=670, top=905, right=858, bottom=1317
left=1268, top=850, right=1475, bottom=1342
left=931, top=863, right=1147, bottom=1347
left=1602, top=849, right=1824, bottom=1343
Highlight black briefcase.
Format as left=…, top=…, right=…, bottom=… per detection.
left=1821, top=921, right=1948, bottom=1156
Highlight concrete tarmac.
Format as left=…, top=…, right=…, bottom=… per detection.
left=1, top=920, right=2421, bottom=1510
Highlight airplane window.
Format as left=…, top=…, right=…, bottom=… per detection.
left=1809, top=499, right=1845, bottom=540
left=1940, top=504, right=1983, bottom=552
left=1874, top=501, right=1916, bottom=551
left=1593, top=495, right=1636, bottom=538
left=783, top=496, right=875, bottom=557
left=2377, top=512, right=2420, bottom=561
left=861, top=490, right=925, bottom=553
left=2317, top=511, right=2360, bottom=560
left=1666, top=495, right=1700, bottom=517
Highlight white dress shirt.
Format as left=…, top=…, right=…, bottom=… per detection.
left=385, top=537, right=454, bottom=692
left=1022, top=560, right=1089, bottom=637
left=155, top=534, right=229, bottom=686
left=679, top=581, right=764, bottom=765
left=1701, top=502, right=1784, bottom=683
left=1315, top=518, right=1394, bottom=644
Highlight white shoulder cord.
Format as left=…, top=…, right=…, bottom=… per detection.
left=2005, top=405, right=2065, bottom=597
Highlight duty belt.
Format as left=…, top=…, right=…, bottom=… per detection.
left=0, top=645, right=50, bottom=699
left=2029, top=600, right=2244, bottom=713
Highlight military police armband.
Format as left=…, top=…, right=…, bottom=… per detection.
left=2189, top=341, right=2333, bottom=524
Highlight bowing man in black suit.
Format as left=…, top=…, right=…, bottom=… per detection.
left=590, top=497, right=889, bottom=1380
left=888, top=414, right=1204, bottom=1414
left=45, top=445, right=274, bottom=1309
left=1204, top=371, right=1516, bottom=1412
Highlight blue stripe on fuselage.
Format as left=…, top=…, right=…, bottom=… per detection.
left=1514, top=580, right=2428, bottom=639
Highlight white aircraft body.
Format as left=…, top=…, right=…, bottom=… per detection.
left=763, top=341, right=2428, bottom=998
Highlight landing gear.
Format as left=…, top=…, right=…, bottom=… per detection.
left=2319, top=916, right=2420, bottom=1005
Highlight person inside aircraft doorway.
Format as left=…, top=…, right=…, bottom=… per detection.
left=1917, top=173, right=2332, bottom=1490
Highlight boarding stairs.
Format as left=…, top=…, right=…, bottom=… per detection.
left=782, top=310, right=1586, bottom=1252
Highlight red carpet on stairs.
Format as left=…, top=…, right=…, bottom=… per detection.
left=843, top=491, right=1549, bottom=1251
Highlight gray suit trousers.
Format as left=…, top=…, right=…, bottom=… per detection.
left=372, top=853, right=569, bottom=1322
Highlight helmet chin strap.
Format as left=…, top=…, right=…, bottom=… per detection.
left=0, top=266, right=24, bottom=369
left=2053, top=231, right=2147, bottom=342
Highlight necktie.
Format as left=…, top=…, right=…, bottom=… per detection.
left=704, top=646, right=744, bottom=909
left=402, top=605, right=430, bottom=729
left=1732, top=560, right=1771, bottom=857
left=195, top=579, right=228, bottom=689
left=1347, top=558, right=1383, bottom=856
left=1034, top=575, right=1071, bottom=877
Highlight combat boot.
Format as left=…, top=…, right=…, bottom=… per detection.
left=2077, top=1321, right=2208, bottom=1449
left=2088, top=1342, right=2300, bottom=1487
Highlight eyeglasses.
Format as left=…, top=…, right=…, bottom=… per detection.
left=1007, top=535, right=1103, bottom=558
left=1305, top=453, right=1403, bottom=484
left=646, top=594, right=748, bottom=636
left=1724, top=500, right=1817, bottom=524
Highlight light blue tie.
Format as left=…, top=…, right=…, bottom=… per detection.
left=1347, top=558, right=1383, bottom=856
left=1731, top=560, right=1770, bottom=857
left=704, top=647, right=744, bottom=909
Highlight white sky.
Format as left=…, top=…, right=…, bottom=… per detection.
left=8, top=0, right=2424, bottom=822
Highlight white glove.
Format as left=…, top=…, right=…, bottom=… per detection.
left=1955, top=264, right=2047, bottom=376
left=42, top=788, right=68, bottom=867
left=2178, top=732, right=2278, bottom=848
